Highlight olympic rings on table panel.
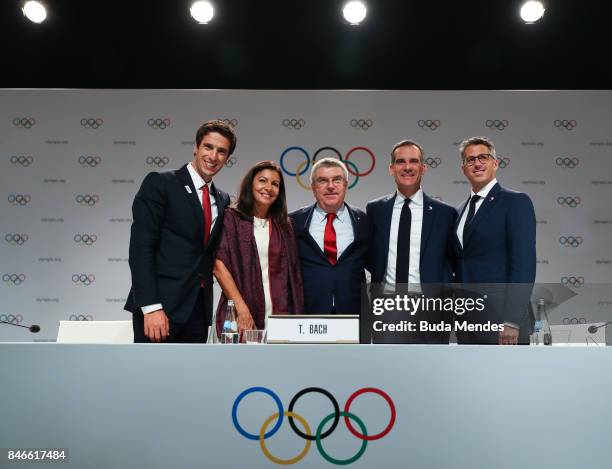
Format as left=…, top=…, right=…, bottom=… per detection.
left=147, top=118, right=171, bottom=129
left=5, top=233, right=28, bottom=245
left=71, top=274, right=95, bottom=286
left=559, top=236, right=583, bottom=248
left=2, top=274, right=26, bottom=285
left=563, top=317, right=587, bottom=325
left=557, top=196, right=581, bottom=207
left=0, top=314, right=23, bottom=324
left=12, top=117, right=35, bottom=128
left=78, top=155, right=101, bottom=167
left=418, top=119, right=440, bottom=130
left=555, top=157, right=579, bottom=168
left=554, top=120, right=577, bottom=130
left=10, top=155, right=33, bottom=166
left=80, top=118, right=103, bottom=129
left=283, top=118, right=306, bottom=130
left=232, top=386, right=395, bottom=465
left=69, top=314, right=94, bottom=321
left=7, top=194, right=31, bottom=205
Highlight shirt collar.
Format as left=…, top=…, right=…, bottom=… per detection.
left=471, top=178, right=497, bottom=199
left=314, top=203, right=348, bottom=223
left=395, top=188, right=423, bottom=207
left=188, top=162, right=211, bottom=190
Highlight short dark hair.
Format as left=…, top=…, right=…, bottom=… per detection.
left=459, top=136, right=496, bottom=162
left=235, top=160, right=289, bottom=231
left=390, top=140, right=425, bottom=163
left=195, top=120, right=237, bottom=155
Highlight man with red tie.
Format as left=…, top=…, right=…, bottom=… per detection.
left=290, top=158, right=369, bottom=315
left=125, top=120, right=235, bottom=342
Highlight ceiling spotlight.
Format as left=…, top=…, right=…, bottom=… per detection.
left=343, top=1, right=367, bottom=25
left=520, top=1, right=545, bottom=24
left=190, top=1, right=214, bottom=24
left=22, top=1, right=47, bottom=24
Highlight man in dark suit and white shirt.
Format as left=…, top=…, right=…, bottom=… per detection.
left=125, top=120, right=235, bottom=343
left=366, top=139, right=456, bottom=343
left=453, top=136, right=536, bottom=345
left=290, top=158, right=369, bottom=315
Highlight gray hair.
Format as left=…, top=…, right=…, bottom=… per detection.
left=459, top=136, right=496, bottom=162
left=310, top=157, right=349, bottom=185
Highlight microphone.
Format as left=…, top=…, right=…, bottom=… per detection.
left=0, top=320, right=41, bottom=333
left=588, top=321, right=612, bottom=334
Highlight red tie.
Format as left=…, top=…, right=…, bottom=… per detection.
left=323, top=213, right=337, bottom=266
left=202, top=184, right=212, bottom=246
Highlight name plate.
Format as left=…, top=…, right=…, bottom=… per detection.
left=266, top=315, right=359, bottom=344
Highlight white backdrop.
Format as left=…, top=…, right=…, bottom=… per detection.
left=1, top=89, right=611, bottom=340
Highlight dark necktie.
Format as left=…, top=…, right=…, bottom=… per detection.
left=323, top=213, right=337, bottom=265
left=395, top=198, right=412, bottom=285
left=462, top=194, right=481, bottom=242
left=202, top=184, right=212, bottom=246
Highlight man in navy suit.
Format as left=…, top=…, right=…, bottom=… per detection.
left=290, top=158, right=369, bottom=316
left=453, top=136, right=536, bottom=345
left=125, top=120, right=235, bottom=343
left=366, top=139, right=456, bottom=343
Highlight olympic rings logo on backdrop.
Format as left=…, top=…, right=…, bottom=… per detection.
left=146, top=156, right=169, bottom=168
left=74, top=234, right=98, bottom=246
left=72, top=274, right=95, bottom=286
left=147, top=118, right=171, bottom=129
left=225, top=156, right=237, bottom=168
left=78, top=155, right=102, bottom=167
left=10, top=155, right=33, bottom=167
left=559, top=236, right=583, bottom=248
left=2, top=274, right=26, bottom=286
left=75, top=194, right=100, bottom=206
left=557, top=196, right=581, bottom=208
left=485, top=119, right=509, bottom=130
left=424, top=157, right=441, bottom=168
left=418, top=119, right=440, bottom=130
left=563, top=317, right=586, bottom=325
left=0, top=314, right=22, bottom=324
left=561, top=276, right=584, bottom=288
left=283, top=118, right=306, bottom=130
left=12, top=117, right=36, bottom=128
left=218, top=118, right=238, bottom=127
left=232, top=386, right=396, bottom=465
left=497, top=157, right=510, bottom=169
left=80, top=118, right=103, bottom=129
left=280, top=146, right=376, bottom=190
left=554, top=119, right=577, bottom=130
left=69, top=314, right=93, bottom=321
left=555, top=157, right=579, bottom=168
left=8, top=194, right=31, bottom=206
left=350, top=119, right=373, bottom=130
left=5, top=234, right=29, bottom=245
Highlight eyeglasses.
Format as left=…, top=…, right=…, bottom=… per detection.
left=463, top=153, right=493, bottom=166
left=314, top=176, right=346, bottom=187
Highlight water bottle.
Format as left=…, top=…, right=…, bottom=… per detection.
left=531, top=299, right=552, bottom=346
left=221, top=299, right=239, bottom=344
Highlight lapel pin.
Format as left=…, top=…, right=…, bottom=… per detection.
left=490, top=196, right=494, bottom=201
left=185, top=185, right=192, bottom=194
left=428, top=205, right=433, bottom=211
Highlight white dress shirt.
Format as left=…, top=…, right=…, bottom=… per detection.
left=308, top=203, right=354, bottom=259
left=456, top=178, right=498, bottom=248
left=253, top=217, right=273, bottom=329
left=142, top=162, right=219, bottom=314
left=385, top=189, right=424, bottom=287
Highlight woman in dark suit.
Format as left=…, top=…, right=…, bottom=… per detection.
left=213, top=160, right=303, bottom=336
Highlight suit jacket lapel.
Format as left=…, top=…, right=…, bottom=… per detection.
left=302, top=204, right=328, bottom=262
left=454, top=196, right=469, bottom=250
left=463, top=183, right=502, bottom=247
left=420, top=194, right=435, bottom=262
left=337, top=203, right=363, bottom=264
left=376, top=194, right=395, bottom=273
left=176, top=164, right=204, bottom=241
